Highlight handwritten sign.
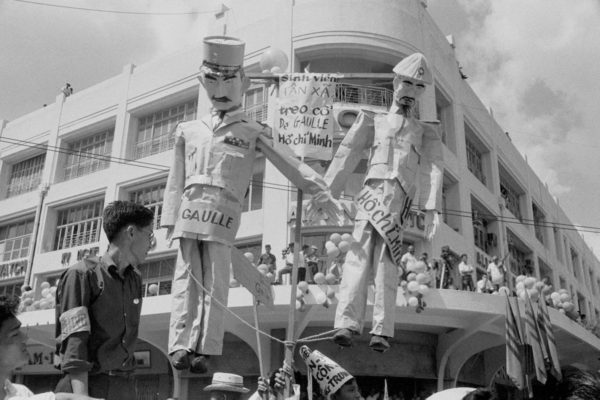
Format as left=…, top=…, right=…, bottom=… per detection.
left=231, top=248, right=274, bottom=308
left=174, top=200, right=240, bottom=244
left=275, top=73, right=338, bottom=160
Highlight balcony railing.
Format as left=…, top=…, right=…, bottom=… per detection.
left=334, top=83, right=393, bottom=108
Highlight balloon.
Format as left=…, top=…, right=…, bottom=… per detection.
left=559, top=293, right=570, bottom=302
left=313, top=272, right=326, bottom=285
left=39, top=299, right=49, bottom=309
left=22, top=290, right=34, bottom=299
left=534, top=281, right=545, bottom=291
left=296, top=289, right=305, bottom=300
left=515, top=282, right=525, bottom=292
left=552, top=297, right=561, bottom=307
left=23, top=298, right=33, bottom=307
left=400, top=280, right=408, bottom=289
left=229, top=278, right=240, bottom=288
left=562, top=302, right=575, bottom=312
left=40, top=281, right=51, bottom=289
left=326, top=247, right=340, bottom=259
left=516, top=275, right=526, bottom=283
left=416, top=273, right=429, bottom=284
left=541, top=285, right=552, bottom=294
left=50, top=286, right=57, bottom=295
left=257, top=264, right=269, bottom=275
left=527, top=288, right=539, bottom=301
left=407, top=281, right=420, bottom=293
left=325, top=240, right=337, bottom=250
left=148, top=283, right=159, bottom=295
left=550, top=292, right=561, bottom=301
left=314, top=291, right=327, bottom=305
left=326, top=287, right=336, bottom=299
left=418, top=284, right=429, bottom=295
left=297, top=281, right=309, bottom=293
left=329, top=233, right=342, bottom=245
left=41, top=288, right=50, bottom=298
left=558, top=289, right=569, bottom=295
left=559, top=308, right=566, bottom=314
left=295, top=300, right=303, bottom=310
left=338, top=241, right=351, bottom=253
left=498, top=286, right=511, bottom=296
left=244, top=252, right=255, bottom=263
left=325, top=273, right=337, bottom=285
left=266, top=272, right=275, bottom=282
left=260, top=48, right=289, bottom=73
left=32, top=300, right=40, bottom=310
left=524, top=277, right=536, bottom=289
left=341, top=233, right=353, bottom=242
left=408, top=296, right=419, bottom=307
left=407, top=272, right=416, bottom=281
left=518, top=291, right=528, bottom=301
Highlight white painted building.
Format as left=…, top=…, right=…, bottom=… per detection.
left=1, top=1, right=600, bottom=399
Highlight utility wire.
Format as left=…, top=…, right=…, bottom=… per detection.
left=11, top=0, right=219, bottom=16
left=2, top=136, right=599, bottom=235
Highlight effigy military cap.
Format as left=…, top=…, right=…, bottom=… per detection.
left=393, top=53, right=432, bottom=85
left=202, top=35, right=245, bottom=72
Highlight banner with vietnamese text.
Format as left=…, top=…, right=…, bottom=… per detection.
left=275, top=73, right=338, bottom=160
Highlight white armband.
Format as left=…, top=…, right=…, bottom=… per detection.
left=59, top=306, right=91, bottom=341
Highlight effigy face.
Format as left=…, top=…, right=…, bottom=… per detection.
left=392, top=76, right=426, bottom=109
left=200, top=69, right=246, bottom=111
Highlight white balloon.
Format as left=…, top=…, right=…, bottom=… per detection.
left=257, top=264, right=269, bottom=275
left=407, top=272, right=417, bottom=282
left=559, top=293, right=570, bottom=302
left=326, top=287, right=336, bottom=299
left=400, top=280, right=408, bottom=289
left=416, top=273, right=430, bottom=284
left=329, top=233, right=342, bottom=245
left=296, top=289, right=305, bottom=299
left=550, top=292, right=561, bottom=301
left=516, top=282, right=525, bottom=292
left=40, top=281, right=51, bottom=289
left=412, top=261, right=427, bottom=274
left=297, top=281, right=309, bottom=293
left=325, top=273, right=337, bottom=285
left=325, top=240, right=337, bottom=250
left=315, top=291, right=327, bottom=305
left=527, top=288, right=539, bottom=301
left=341, top=233, right=354, bottom=243
left=407, top=281, right=420, bottom=293
left=244, top=252, right=255, bottom=263
left=229, top=278, right=240, bottom=288
left=313, top=272, right=326, bottom=285
left=266, top=272, right=275, bottom=282
left=516, top=275, right=527, bottom=283
left=41, top=288, right=50, bottom=298
left=498, top=286, right=511, bottom=296
left=524, top=277, right=536, bottom=289
left=418, top=284, right=429, bottom=295
left=408, top=296, right=419, bottom=307
left=327, top=247, right=340, bottom=259
left=338, top=241, right=351, bottom=253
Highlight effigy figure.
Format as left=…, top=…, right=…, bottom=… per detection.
left=162, top=35, right=339, bottom=373
left=325, top=53, right=443, bottom=352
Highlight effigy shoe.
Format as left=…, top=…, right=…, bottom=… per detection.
left=369, top=335, right=390, bottom=353
left=170, top=350, right=191, bottom=370
left=190, top=354, right=210, bottom=374
left=333, top=328, right=355, bottom=347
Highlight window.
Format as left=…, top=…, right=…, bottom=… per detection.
left=138, top=257, right=175, bottom=297
left=570, top=247, right=580, bottom=280
left=465, top=138, right=486, bottom=185
left=0, top=282, right=22, bottom=297
left=508, top=243, right=527, bottom=276
left=54, top=200, right=104, bottom=250
left=532, top=203, right=545, bottom=244
left=244, top=86, right=268, bottom=122
left=64, top=130, right=114, bottom=181
left=435, top=86, right=455, bottom=152
left=135, top=99, right=197, bottom=159
left=130, top=183, right=166, bottom=230
left=554, top=227, right=563, bottom=262
left=500, top=176, right=523, bottom=222
left=7, top=154, right=45, bottom=197
left=242, top=159, right=265, bottom=212
left=442, top=174, right=460, bottom=232
left=0, top=219, right=34, bottom=261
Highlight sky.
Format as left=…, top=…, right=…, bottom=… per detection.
left=1, top=0, right=599, bottom=255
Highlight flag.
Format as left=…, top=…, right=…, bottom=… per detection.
left=505, top=296, right=525, bottom=390
left=383, top=379, right=389, bottom=400
left=524, top=293, right=547, bottom=384
left=538, top=295, right=562, bottom=380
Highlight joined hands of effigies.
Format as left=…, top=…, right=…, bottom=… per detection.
left=305, top=190, right=344, bottom=225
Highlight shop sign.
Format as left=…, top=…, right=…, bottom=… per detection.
left=0, top=259, right=27, bottom=281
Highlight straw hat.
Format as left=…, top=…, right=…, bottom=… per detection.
left=203, top=372, right=250, bottom=393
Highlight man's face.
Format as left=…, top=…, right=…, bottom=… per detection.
left=265, top=245, right=271, bottom=254
left=200, top=69, right=246, bottom=111
left=393, top=76, right=426, bottom=108
left=408, top=245, right=415, bottom=254
left=208, top=390, right=241, bottom=400
left=334, top=380, right=361, bottom=400
left=0, top=316, right=29, bottom=371
left=130, top=223, right=155, bottom=266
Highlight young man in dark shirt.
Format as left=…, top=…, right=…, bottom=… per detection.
left=55, top=201, right=155, bottom=400
left=257, top=244, right=277, bottom=274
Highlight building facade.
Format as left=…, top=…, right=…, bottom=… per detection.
left=2, top=1, right=600, bottom=399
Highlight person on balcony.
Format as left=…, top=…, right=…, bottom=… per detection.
left=162, top=35, right=340, bottom=374
left=324, top=53, right=443, bottom=352
left=458, top=254, right=475, bottom=291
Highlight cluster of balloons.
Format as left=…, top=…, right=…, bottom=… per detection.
left=548, top=289, right=578, bottom=319
left=295, top=279, right=336, bottom=311
left=515, top=275, right=551, bottom=302
left=19, top=282, right=57, bottom=312
left=229, top=252, right=276, bottom=288
left=399, top=260, right=432, bottom=313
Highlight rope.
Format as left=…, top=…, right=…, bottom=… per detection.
left=182, top=265, right=343, bottom=348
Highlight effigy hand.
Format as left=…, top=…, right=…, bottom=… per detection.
left=306, top=191, right=343, bottom=225
left=423, top=210, right=440, bottom=241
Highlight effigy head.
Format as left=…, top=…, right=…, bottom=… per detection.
left=392, top=52, right=432, bottom=110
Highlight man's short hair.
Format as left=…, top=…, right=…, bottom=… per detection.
left=0, top=294, right=20, bottom=330
left=103, top=201, right=154, bottom=242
